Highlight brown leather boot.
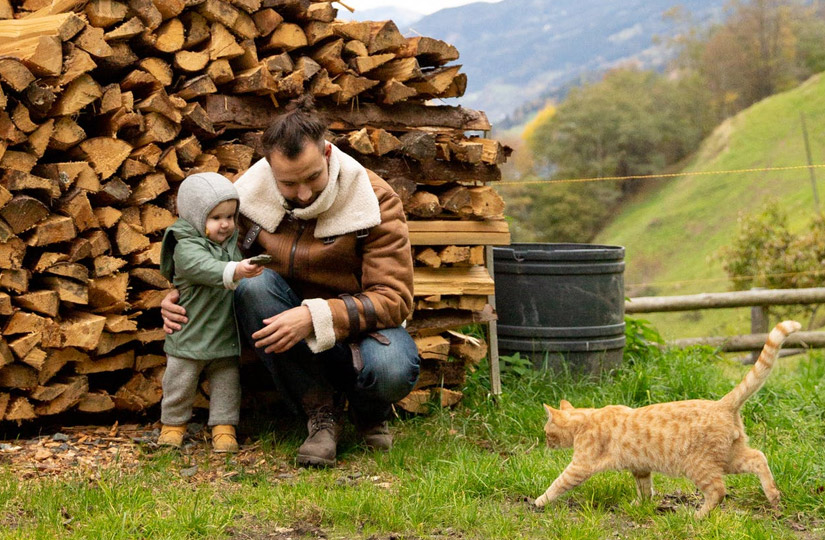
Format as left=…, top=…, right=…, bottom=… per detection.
left=357, top=421, right=392, bottom=451
left=350, top=403, right=393, bottom=451
left=296, top=407, right=342, bottom=467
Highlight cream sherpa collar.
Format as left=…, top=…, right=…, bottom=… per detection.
left=234, top=143, right=382, bottom=237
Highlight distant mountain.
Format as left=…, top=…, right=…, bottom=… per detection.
left=408, top=0, right=725, bottom=125
left=337, top=6, right=423, bottom=28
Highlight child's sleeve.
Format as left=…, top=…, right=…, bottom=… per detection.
left=173, top=239, right=240, bottom=289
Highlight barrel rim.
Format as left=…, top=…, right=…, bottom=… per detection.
left=494, top=243, right=625, bottom=262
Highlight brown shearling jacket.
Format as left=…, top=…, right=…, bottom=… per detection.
left=238, top=170, right=414, bottom=347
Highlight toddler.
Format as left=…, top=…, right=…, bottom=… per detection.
left=157, top=172, right=264, bottom=452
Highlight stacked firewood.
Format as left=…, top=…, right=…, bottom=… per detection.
left=0, top=0, right=508, bottom=423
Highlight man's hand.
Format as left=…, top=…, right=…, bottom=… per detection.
left=252, top=305, right=313, bottom=354
left=160, top=289, right=187, bottom=334
left=234, top=259, right=265, bottom=281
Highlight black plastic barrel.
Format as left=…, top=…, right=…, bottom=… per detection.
left=493, top=243, right=626, bottom=372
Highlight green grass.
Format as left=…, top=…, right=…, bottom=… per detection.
left=1, top=345, right=823, bottom=539
left=596, top=73, right=825, bottom=339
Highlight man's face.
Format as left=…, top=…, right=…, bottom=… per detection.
left=268, top=141, right=331, bottom=209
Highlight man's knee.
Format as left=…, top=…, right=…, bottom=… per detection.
left=235, top=269, right=298, bottom=316
left=358, top=329, right=420, bottom=403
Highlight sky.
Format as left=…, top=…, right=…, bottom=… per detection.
left=342, top=0, right=503, bottom=15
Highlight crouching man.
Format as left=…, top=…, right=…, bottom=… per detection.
left=162, top=97, right=420, bottom=466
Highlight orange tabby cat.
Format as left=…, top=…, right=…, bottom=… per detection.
left=535, top=320, right=801, bottom=518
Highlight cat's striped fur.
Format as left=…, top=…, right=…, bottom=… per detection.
left=535, top=320, right=801, bottom=518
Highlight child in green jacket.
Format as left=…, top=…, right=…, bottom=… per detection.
left=158, top=172, right=264, bottom=452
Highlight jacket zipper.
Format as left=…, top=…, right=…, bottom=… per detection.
left=288, top=220, right=306, bottom=279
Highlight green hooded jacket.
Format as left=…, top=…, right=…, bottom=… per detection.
left=160, top=218, right=243, bottom=359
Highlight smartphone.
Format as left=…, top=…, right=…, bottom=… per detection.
left=248, top=254, right=273, bottom=265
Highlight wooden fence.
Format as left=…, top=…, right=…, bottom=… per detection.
left=625, top=287, right=825, bottom=353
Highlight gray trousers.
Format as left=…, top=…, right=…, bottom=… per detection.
left=161, top=355, right=240, bottom=426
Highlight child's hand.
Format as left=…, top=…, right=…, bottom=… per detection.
left=234, top=259, right=265, bottom=280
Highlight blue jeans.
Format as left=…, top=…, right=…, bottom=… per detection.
left=235, top=270, right=420, bottom=424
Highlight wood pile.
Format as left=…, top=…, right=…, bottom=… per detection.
left=0, top=0, right=509, bottom=423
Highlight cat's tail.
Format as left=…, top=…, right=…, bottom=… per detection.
left=720, top=320, right=801, bottom=410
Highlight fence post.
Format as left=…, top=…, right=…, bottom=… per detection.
left=750, top=287, right=768, bottom=364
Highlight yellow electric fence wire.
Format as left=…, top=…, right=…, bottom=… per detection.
left=627, top=268, right=825, bottom=289
left=497, top=164, right=825, bottom=186
left=492, top=163, right=825, bottom=289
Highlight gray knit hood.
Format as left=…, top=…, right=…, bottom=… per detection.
left=176, top=172, right=239, bottom=236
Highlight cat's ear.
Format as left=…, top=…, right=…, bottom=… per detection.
left=543, top=403, right=554, bottom=421
left=559, top=399, right=573, bottom=410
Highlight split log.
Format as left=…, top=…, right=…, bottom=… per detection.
left=2, top=169, right=60, bottom=198
left=0, top=195, right=49, bottom=234
left=0, top=268, right=29, bottom=293
left=12, top=290, right=59, bottom=316
left=49, top=117, right=87, bottom=151
left=9, top=332, right=40, bottom=359
left=24, top=215, right=76, bottom=247
left=397, top=387, right=463, bottom=414
left=30, top=381, right=68, bottom=402
left=75, top=349, right=134, bottom=373
left=88, top=272, right=129, bottom=309
left=47, top=311, right=106, bottom=350
left=4, top=396, right=36, bottom=421
left=406, top=191, right=440, bottom=219
left=366, top=20, right=404, bottom=54
left=253, top=8, right=282, bottom=35
left=113, top=367, right=163, bottom=411
left=38, top=348, right=81, bottom=384
left=0, top=58, right=35, bottom=92
left=76, top=390, right=115, bottom=412
left=398, top=36, right=459, bottom=67
left=74, top=25, right=114, bottom=58
left=104, top=313, right=137, bottom=333
left=34, top=374, right=87, bottom=415
left=75, top=137, right=132, bottom=180
left=135, top=353, right=165, bottom=371
left=42, top=275, right=88, bottom=304
left=57, top=189, right=99, bottom=232
left=414, top=335, right=450, bottom=361
left=468, top=186, right=505, bottom=220
left=104, top=16, right=145, bottom=40
left=0, top=364, right=38, bottom=389
left=0, top=238, right=26, bottom=270
left=262, top=22, right=306, bottom=51
left=93, top=255, right=125, bottom=279
left=437, top=186, right=472, bottom=217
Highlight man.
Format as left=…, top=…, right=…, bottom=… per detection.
left=161, top=97, right=420, bottom=467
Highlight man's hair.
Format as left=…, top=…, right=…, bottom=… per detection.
left=262, top=96, right=328, bottom=159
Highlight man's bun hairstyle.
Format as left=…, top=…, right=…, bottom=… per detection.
left=262, top=95, right=328, bottom=159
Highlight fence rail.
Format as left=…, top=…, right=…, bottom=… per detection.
left=624, top=287, right=825, bottom=353
left=625, top=287, right=825, bottom=313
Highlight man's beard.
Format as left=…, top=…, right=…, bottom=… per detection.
left=285, top=197, right=314, bottom=209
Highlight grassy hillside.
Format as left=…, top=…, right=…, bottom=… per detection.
left=596, top=73, right=825, bottom=339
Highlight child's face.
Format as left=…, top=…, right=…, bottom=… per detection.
left=205, top=200, right=237, bottom=243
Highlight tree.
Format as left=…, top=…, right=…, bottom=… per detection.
left=720, top=202, right=825, bottom=327
left=508, top=68, right=712, bottom=242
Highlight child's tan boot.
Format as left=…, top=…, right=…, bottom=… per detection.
left=158, top=424, right=186, bottom=448
left=211, top=425, right=239, bottom=453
